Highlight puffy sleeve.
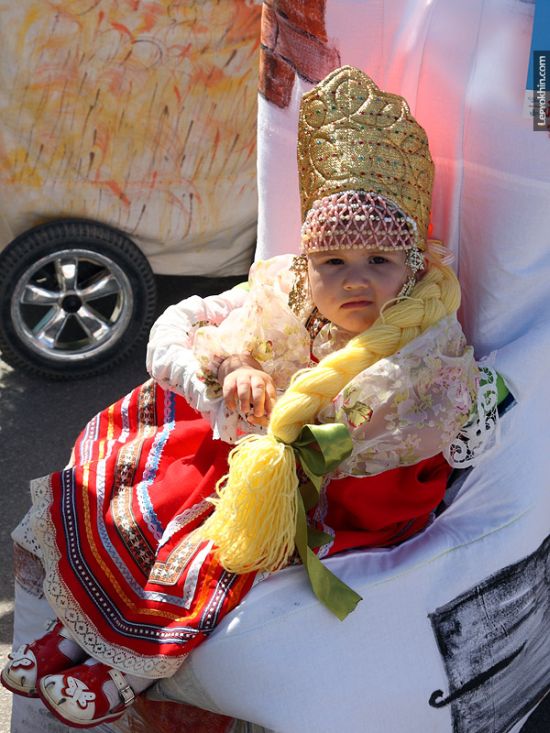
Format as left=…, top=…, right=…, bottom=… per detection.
left=146, top=254, right=309, bottom=444
left=191, top=254, right=310, bottom=392
left=317, top=316, right=481, bottom=477
left=146, top=285, right=258, bottom=442
left=146, top=285, right=248, bottom=397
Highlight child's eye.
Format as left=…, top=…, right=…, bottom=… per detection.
left=369, top=255, right=388, bottom=265
left=325, top=257, right=344, bottom=265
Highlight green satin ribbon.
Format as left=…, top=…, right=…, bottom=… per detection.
left=291, top=423, right=363, bottom=621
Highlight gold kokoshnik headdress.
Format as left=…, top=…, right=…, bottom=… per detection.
left=297, top=65, right=434, bottom=253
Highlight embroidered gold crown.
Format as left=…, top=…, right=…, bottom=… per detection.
left=297, top=66, right=434, bottom=248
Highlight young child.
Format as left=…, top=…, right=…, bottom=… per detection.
left=2, top=66, right=486, bottom=728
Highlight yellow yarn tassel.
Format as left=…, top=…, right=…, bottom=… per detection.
left=196, top=434, right=298, bottom=573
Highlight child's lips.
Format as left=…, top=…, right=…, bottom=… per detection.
left=341, top=299, right=373, bottom=309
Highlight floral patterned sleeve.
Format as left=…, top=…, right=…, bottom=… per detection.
left=146, top=287, right=249, bottom=395
left=317, top=316, right=482, bottom=477
left=146, top=254, right=311, bottom=443
left=191, top=254, right=311, bottom=396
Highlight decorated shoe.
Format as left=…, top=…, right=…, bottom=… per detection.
left=1, top=620, right=86, bottom=698
left=38, top=662, right=135, bottom=729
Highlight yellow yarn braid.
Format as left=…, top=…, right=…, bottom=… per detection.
left=198, top=262, right=461, bottom=574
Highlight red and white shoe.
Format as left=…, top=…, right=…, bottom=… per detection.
left=38, top=662, right=135, bottom=729
left=1, top=620, right=86, bottom=698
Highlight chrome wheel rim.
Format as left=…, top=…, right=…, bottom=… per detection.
left=11, top=248, right=134, bottom=362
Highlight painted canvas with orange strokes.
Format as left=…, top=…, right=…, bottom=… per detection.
left=0, top=0, right=261, bottom=274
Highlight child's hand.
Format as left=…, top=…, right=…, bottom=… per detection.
left=218, top=355, right=277, bottom=425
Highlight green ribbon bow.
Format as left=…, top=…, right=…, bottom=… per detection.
left=291, top=423, right=363, bottom=621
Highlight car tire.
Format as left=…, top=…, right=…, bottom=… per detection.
left=0, top=219, right=157, bottom=379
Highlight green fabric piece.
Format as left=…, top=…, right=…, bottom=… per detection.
left=307, top=526, right=334, bottom=550
left=479, top=367, right=510, bottom=405
left=290, top=423, right=362, bottom=620
left=298, top=478, right=320, bottom=513
left=293, top=423, right=353, bottom=485
left=495, top=373, right=510, bottom=405
left=295, top=490, right=362, bottom=621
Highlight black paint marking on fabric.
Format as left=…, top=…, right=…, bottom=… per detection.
left=428, top=533, right=550, bottom=733
left=429, top=643, right=526, bottom=708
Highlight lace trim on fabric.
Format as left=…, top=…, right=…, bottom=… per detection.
left=30, top=475, right=184, bottom=678
left=444, top=364, right=499, bottom=468
left=12, top=508, right=43, bottom=559
left=182, top=542, right=214, bottom=610
left=159, top=499, right=213, bottom=549
left=300, top=190, right=417, bottom=253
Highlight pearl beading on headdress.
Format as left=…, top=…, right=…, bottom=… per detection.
left=300, top=190, right=419, bottom=254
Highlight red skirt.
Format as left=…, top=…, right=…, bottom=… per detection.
left=31, top=379, right=450, bottom=678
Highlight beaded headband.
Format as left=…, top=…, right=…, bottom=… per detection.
left=300, top=190, right=418, bottom=254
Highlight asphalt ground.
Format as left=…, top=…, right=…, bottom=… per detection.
left=0, top=273, right=548, bottom=732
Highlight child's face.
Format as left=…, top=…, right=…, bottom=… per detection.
left=307, top=248, right=410, bottom=334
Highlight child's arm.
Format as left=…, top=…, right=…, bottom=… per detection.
left=146, top=286, right=277, bottom=435
left=147, top=254, right=303, bottom=438
left=146, top=285, right=248, bottom=404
